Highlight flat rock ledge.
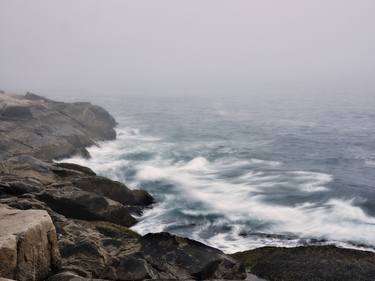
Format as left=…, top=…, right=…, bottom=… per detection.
left=0, top=205, right=60, bottom=281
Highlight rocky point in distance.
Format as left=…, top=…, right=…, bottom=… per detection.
left=0, top=91, right=375, bottom=281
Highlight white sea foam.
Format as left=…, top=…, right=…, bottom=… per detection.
left=248, top=158, right=282, bottom=167
left=59, top=126, right=160, bottom=182
left=61, top=125, right=375, bottom=254
left=365, top=160, right=375, bottom=167
left=290, top=171, right=332, bottom=192
left=133, top=154, right=375, bottom=252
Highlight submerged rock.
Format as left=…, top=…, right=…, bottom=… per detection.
left=0, top=205, right=60, bottom=281
left=231, top=245, right=375, bottom=281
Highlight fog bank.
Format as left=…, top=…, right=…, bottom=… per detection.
left=1, top=0, right=374, bottom=98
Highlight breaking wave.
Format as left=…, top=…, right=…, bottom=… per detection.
left=62, top=96, right=375, bottom=254
left=63, top=124, right=375, bottom=254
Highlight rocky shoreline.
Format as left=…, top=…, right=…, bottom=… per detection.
left=1, top=92, right=375, bottom=281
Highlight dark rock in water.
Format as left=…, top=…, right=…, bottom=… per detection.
left=54, top=163, right=96, bottom=176
left=37, top=185, right=137, bottom=227
left=55, top=219, right=145, bottom=280
left=45, top=100, right=117, bottom=141
left=54, top=219, right=246, bottom=280
left=72, top=176, right=154, bottom=207
left=231, top=245, right=375, bottom=281
left=0, top=155, right=153, bottom=228
left=140, top=232, right=247, bottom=280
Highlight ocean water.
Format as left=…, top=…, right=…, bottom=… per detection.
left=64, top=93, right=375, bottom=253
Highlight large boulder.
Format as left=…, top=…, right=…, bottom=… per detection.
left=0, top=205, right=60, bottom=281
left=0, top=156, right=154, bottom=212
left=0, top=156, right=153, bottom=228
left=54, top=219, right=144, bottom=279
left=50, top=219, right=246, bottom=281
left=231, top=245, right=375, bottom=281
left=71, top=176, right=154, bottom=207
left=0, top=92, right=117, bottom=161
left=140, top=232, right=246, bottom=280
left=36, top=186, right=137, bottom=227
left=1, top=155, right=57, bottom=181
left=53, top=163, right=96, bottom=176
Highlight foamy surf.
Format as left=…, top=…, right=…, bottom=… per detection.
left=62, top=113, right=375, bottom=254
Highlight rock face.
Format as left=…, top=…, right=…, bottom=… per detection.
left=0, top=205, right=60, bottom=281
left=37, top=185, right=138, bottom=227
left=140, top=232, right=246, bottom=280
left=231, top=245, right=375, bottom=281
left=0, top=92, right=117, bottom=161
left=72, top=176, right=154, bottom=207
left=54, top=219, right=245, bottom=280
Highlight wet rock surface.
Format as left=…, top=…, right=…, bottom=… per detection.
left=140, top=232, right=246, bottom=280
left=231, top=245, right=375, bottom=281
left=53, top=219, right=245, bottom=280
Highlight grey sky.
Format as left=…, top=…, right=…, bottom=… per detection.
left=0, top=0, right=374, bottom=97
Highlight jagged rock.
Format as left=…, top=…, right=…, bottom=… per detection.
left=140, top=232, right=246, bottom=280
left=0, top=205, right=60, bottom=281
left=1, top=155, right=60, bottom=185
left=72, top=176, right=154, bottom=207
left=0, top=92, right=116, bottom=160
left=0, top=155, right=153, bottom=211
left=50, top=218, right=247, bottom=281
left=0, top=155, right=153, bottom=228
left=36, top=185, right=137, bottom=227
left=54, top=163, right=96, bottom=176
left=231, top=245, right=375, bottom=281
left=0, top=179, right=42, bottom=196
left=55, top=219, right=142, bottom=279
left=48, top=102, right=117, bottom=141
